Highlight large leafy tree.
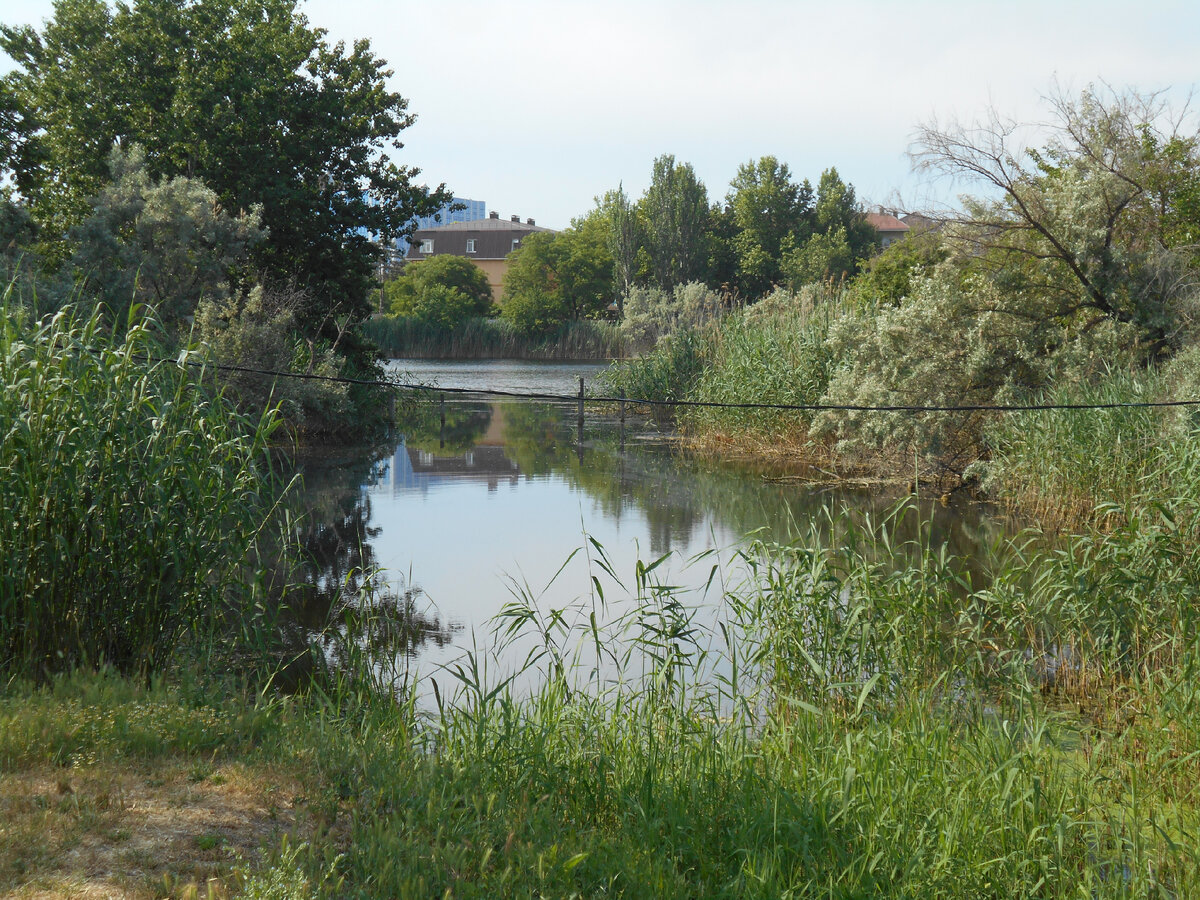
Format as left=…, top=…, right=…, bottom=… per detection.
left=0, top=0, right=447, bottom=339
left=386, top=254, right=493, bottom=320
left=640, top=154, right=710, bottom=291
left=783, top=167, right=876, bottom=285
left=502, top=213, right=615, bottom=330
left=913, top=84, right=1200, bottom=354
left=726, top=156, right=814, bottom=297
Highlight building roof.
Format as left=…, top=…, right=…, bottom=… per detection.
left=865, top=212, right=909, bottom=234
left=405, top=215, right=555, bottom=261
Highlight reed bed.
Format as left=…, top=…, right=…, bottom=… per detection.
left=361, top=315, right=623, bottom=360
left=0, top=299, right=285, bottom=679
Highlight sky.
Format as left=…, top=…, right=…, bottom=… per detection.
left=1, top=0, right=1198, bottom=229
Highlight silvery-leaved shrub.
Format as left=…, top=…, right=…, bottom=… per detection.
left=619, top=281, right=724, bottom=351
left=193, top=283, right=350, bottom=431
left=815, top=264, right=1140, bottom=479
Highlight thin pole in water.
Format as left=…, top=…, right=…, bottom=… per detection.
left=619, top=388, right=626, bottom=452
left=577, top=376, right=585, bottom=460
left=439, top=393, right=446, bottom=449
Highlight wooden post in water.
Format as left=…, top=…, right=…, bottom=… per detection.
left=618, top=389, right=626, bottom=452
left=439, top=393, right=446, bottom=449
left=576, top=376, right=585, bottom=461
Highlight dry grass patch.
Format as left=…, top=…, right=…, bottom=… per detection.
left=0, top=761, right=303, bottom=899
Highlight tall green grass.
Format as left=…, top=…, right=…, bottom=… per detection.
left=686, top=293, right=842, bottom=439
left=0, top=299, right=285, bottom=679
left=262, top=502, right=1200, bottom=896
left=982, top=366, right=1200, bottom=528
left=361, top=315, right=623, bottom=360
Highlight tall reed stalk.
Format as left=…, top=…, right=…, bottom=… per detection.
left=0, top=298, right=285, bottom=679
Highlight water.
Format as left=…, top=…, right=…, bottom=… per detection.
left=289, top=359, right=1001, bottom=695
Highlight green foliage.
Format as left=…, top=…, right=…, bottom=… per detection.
left=619, top=281, right=725, bottom=352
left=601, top=327, right=711, bottom=409
left=385, top=254, right=493, bottom=320
left=599, top=182, right=641, bottom=302
left=815, top=265, right=1140, bottom=477
left=782, top=224, right=856, bottom=286
left=360, top=315, right=622, bottom=360
left=0, top=300, right=283, bottom=679
left=726, top=155, right=813, bottom=296
left=68, top=145, right=264, bottom=330
left=640, top=154, right=710, bottom=290
left=193, top=283, right=351, bottom=431
left=501, top=286, right=568, bottom=337
left=0, top=0, right=447, bottom=329
left=849, top=229, right=949, bottom=306
left=501, top=217, right=615, bottom=334
left=913, top=84, right=1200, bottom=354
left=687, top=286, right=841, bottom=437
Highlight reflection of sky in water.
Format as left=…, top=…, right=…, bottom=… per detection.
left=296, top=360, right=1005, bottom=695
left=365, top=434, right=740, bottom=680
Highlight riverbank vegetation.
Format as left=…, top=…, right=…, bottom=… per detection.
left=4, top=292, right=1200, bottom=896
left=602, top=85, right=1200, bottom=527
left=5, top=2, right=1200, bottom=888
left=362, top=314, right=623, bottom=361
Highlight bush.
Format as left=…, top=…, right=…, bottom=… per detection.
left=501, top=287, right=568, bottom=337
left=619, top=281, right=724, bottom=351
left=814, top=265, right=1140, bottom=479
left=193, top=284, right=352, bottom=432
left=0, top=301, right=283, bottom=678
left=385, top=255, right=493, bottom=319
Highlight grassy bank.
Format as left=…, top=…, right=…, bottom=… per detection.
left=7, top=299, right=1200, bottom=896
left=361, top=315, right=624, bottom=361
left=6, top=494, right=1200, bottom=896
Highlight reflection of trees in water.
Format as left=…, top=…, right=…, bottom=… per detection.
left=394, top=400, right=492, bottom=454
left=494, top=400, right=1004, bottom=568
left=272, top=448, right=460, bottom=687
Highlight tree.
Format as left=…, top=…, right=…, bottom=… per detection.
left=69, top=145, right=265, bottom=328
left=599, top=182, right=640, bottom=310
left=502, top=216, right=615, bottom=327
left=783, top=226, right=856, bottom=287
left=811, top=167, right=877, bottom=262
left=0, top=0, right=447, bottom=338
left=640, top=154, right=710, bottom=291
left=386, top=254, right=493, bottom=319
left=782, top=168, right=877, bottom=286
left=912, top=84, right=1200, bottom=354
left=727, top=155, right=813, bottom=297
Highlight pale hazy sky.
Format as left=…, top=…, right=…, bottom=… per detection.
left=2, top=0, right=1198, bottom=228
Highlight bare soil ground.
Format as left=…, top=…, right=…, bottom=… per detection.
left=0, top=762, right=303, bottom=899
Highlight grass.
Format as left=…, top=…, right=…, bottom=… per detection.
left=0, top=299, right=287, bottom=679
left=8, top=494, right=1200, bottom=896
left=361, top=315, right=624, bottom=360
left=8, top=288, right=1200, bottom=894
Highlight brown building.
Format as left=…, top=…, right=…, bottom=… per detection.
left=404, top=212, right=554, bottom=303
left=864, top=212, right=909, bottom=250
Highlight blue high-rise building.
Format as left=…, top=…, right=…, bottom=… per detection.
left=414, top=197, right=487, bottom=230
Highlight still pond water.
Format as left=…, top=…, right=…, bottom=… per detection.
left=290, top=359, right=1001, bottom=693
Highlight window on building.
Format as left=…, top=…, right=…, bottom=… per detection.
left=466, top=239, right=476, bottom=253
left=511, top=238, right=521, bottom=252
left=419, top=239, right=433, bottom=254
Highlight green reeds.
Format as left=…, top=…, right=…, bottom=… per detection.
left=360, top=315, right=624, bottom=360
left=0, top=299, right=285, bottom=679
